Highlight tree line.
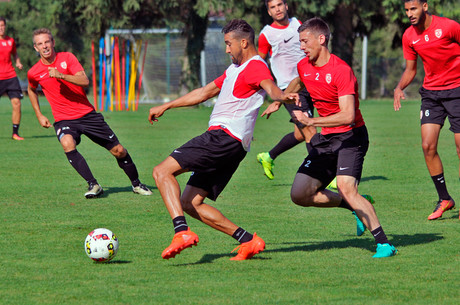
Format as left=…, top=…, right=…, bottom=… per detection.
left=1, top=0, right=458, bottom=96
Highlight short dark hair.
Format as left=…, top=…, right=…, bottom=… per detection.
left=298, top=17, right=331, bottom=45
left=0, top=17, right=6, bottom=25
left=33, top=28, right=54, bottom=43
left=265, top=0, right=287, bottom=9
left=404, top=0, right=427, bottom=3
left=222, top=19, right=255, bottom=45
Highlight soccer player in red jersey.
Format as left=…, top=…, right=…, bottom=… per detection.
left=27, top=28, right=152, bottom=198
left=256, top=0, right=316, bottom=180
left=149, top=19, right=297, bottom=261
left=394, top=0, right=460, bottom=220
left=265, top=17, right=397, bottom=257
left=0, top=17, right=24, bottom=140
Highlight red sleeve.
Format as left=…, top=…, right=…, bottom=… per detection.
left=448, top=18, right=460, bottom=44
left=66, top=53, right=85, bottom=75
left=213, top=71, right=226, bottom=89
left=257, top=33, right=271, bottom=56
left=11, top=39, right=17, bottom=56
left=402, top=31, right=418, bottom=61
left=27, top=68, right=38, bottom=89
left=244, top=60, right=273, bottom=87
left=335, top=65, right=357, bottom=97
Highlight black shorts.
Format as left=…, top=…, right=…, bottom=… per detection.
left=297, top=125, right=369, bottom=188
left=53, top=111, right=120, bottom=150
left=170, top=129, right=247, bottom=201
left=420, top=86, right=460, bottom=133
left=284, top=88, right=314, bottom=128
left=0, top=77, right=23, bottom=99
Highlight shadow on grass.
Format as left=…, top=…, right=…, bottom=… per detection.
left=173, top=233, right=442, bottom=265
left=106, top=260, right=132, bottom=264
left=361, top=175, right=389, bottom=182
left=96, top=185, right=158, bottom=197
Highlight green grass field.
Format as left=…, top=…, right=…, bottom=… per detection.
left=0, top=98, right=459, bottom=304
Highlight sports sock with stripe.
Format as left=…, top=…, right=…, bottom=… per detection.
left=232, top=227, right=253, bottom=243
left=172, top=216, right=188, bottom=233
left=371, top=226, right=390, bottom=245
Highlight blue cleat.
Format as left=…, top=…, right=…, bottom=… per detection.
left=353, top=211, right=366, bottom=236
left=373, top=243, right=398, bottom=258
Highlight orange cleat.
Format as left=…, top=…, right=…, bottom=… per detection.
left=12, top=134, right=24, bottom=141
left=428, top=198, right=455, bottom=220
left=230, top=233, right=265, bottom=261
left=161, top=228, right=199, bottom=259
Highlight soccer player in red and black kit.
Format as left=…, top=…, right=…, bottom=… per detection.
left=265, top=17, right=397, bottom=257
left=394, top=0, right=460, bottom=220
left=27, top=28, right=152, bottom=198
left=148, top=19, right=297, bottom=261
left=0, top=17, right=24, bottom=140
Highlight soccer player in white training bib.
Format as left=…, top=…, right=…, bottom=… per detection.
left=149, top=19, right=298, bottom=261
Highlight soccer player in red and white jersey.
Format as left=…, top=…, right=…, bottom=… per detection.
left=0, top=17, right=24, bottom=140
left=148, top=19, right=297, bottom=261
left=394, top=0, right=460, bottom=220
left=266, top=17, right=397, bottom=257
left=256, top=0, right=317, bottom=181
left=27, top=28, right=152, bottom=198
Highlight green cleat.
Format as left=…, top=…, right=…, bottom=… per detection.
left=353, top=194, right=375, bottom=236
left=256, top=152, right=274, bottom=180
left=326, top=177, right=337, bottom=190
left=373, top=243, right=398, bottom=258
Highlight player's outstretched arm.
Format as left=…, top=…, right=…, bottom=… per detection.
left=394, top=60, right=417, bottom=111
left=28, top=85, right=51, bottom=128
left=148, top=81, right=220, bottom=124
left=260, top=78, right=299, bottom=119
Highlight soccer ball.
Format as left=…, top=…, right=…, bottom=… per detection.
left=85, top=228, right=119, bottom=262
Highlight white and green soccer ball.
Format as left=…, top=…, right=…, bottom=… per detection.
left=85, top=228, right=119, bottom=262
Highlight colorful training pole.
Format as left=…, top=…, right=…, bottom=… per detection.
left=121, top=39, right=126, bottom=110
left=113, top=36, right=122, bottom=111
left=99, top=37, right=105, bottom=111
left=135, top=40, right=148, bottom=111
left=125, top=40, right=130, bottom=110
left=91, top=40, right=97, bottom=111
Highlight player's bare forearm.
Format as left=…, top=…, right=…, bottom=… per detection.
left=48, top=68, right=89, bottom=87
left=27, top=85, right=51, bottom=128
left=394, top=60, right=417, bottom=111
left=260, top=79, right=298, bottom=104
left=149, top=81, right=220, bottom=124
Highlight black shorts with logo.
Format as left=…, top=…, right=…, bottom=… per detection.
left=0, top=77, right=24, bottom=99
left=170, top=129, right=247, bottom=201
left=297, top=125, right=369, bottom=188
left=53, top=111, right=120, bottom=150
left=284, top=88, right=314, bottom=128
left=420, top=85, right=460, bottom=133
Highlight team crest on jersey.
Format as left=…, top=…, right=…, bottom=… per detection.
left=60, top=61, right=67, bottom=69
left=435, top=29, right=442, bottom=39
left=7, top=41, right=12, bottom=46
left=325, top=73, right=332, bottom=84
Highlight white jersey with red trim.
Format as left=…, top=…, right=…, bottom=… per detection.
left=259, top=17, right=305, bottom=89
left=209, top=56, right=268, bottom=151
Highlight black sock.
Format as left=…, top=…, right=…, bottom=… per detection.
left=65, top=150, right=97, bottom=184
left=172, top=216, right=188, bottom=233
left=116, top=152, right=140, bottom=185
left=13, top=124, right=19, bottom=135
left=232, top=227, right=253, bottom=243
left=431, top=173, right=450, bottom=200
left=371, top=226, right=390, bottom=245
left=338, top=199, right=354, bottom=212
left=269, top=132, right=301, bottom=160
